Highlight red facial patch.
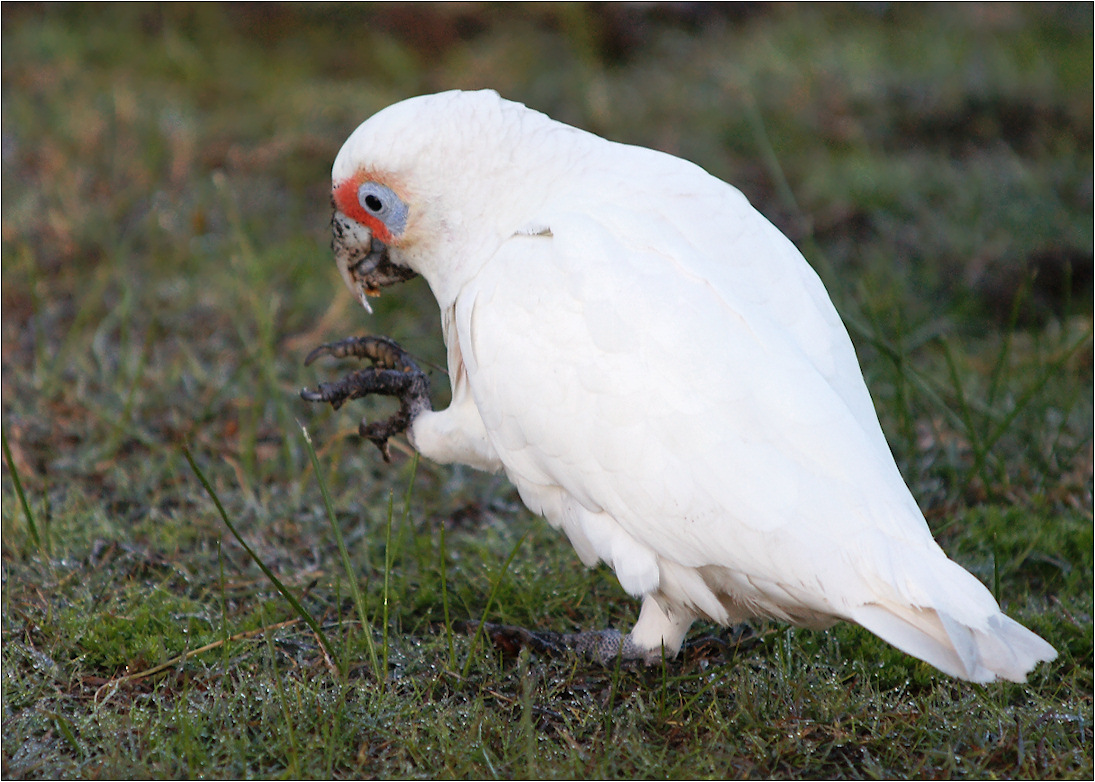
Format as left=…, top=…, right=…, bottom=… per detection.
left=333, top=173, right=395, bottom=244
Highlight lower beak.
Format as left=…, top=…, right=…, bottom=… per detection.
left=332, top=211, right=418, bottom=314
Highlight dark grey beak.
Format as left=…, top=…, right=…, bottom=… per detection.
left=332, top=210, right=417, bottom=313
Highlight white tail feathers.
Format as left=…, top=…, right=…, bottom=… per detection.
left=852, top=602, right=1056, bottom=682
left=849, top=554, right=1057, bottom=682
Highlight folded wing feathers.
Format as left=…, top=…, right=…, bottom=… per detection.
left=449, top=118, right=1055, bottom=683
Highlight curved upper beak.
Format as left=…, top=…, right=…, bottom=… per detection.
left=331, top=210, right=418, bottom=314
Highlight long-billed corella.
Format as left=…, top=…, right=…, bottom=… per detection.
left=303, top=89, right=1055, bottom=682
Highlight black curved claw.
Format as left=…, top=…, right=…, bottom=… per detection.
left=299, top=387, right=327, bottom=403
left=300, top=335, right=431, bottom=461
left=303, top=335, right=413, bottom=368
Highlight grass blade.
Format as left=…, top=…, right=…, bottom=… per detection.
left=462, top=530, right=529, bottom=678
left=957, top=326, right=1091, bottom=495
left=401, top=453, right=420, bottom=526
left=44, top=712, right=83, bottom=759
left=382, top=490, right=394, bottom=684
left=980, top=329, right=1093, bottom=455
left=986, top=273, right=1030, bottom=405
left=602, top=638, right=625, bottom=743
left=261, top=604, right=300, bottom=776
left=298, top=423, right=381, bottom=681
left=1, top=426, right=45, bottom=555
left=440, top=521, right=456, bottom=670
left=183, top=445, right=338, bottom=672
left=938, top=338, right=988, bottom=487
left=992, top=537, right=1002, bottom=604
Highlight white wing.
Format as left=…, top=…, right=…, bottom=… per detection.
left=458, top=195, right=927, bottom=564
left=451, top=185, right=1053, bottom=681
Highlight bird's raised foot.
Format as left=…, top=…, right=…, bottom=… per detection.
left=301, top=335, right=430, bottom=461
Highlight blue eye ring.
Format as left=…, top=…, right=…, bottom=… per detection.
left=358, top=182, right=409, bottom=237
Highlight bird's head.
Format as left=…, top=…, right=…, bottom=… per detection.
left=328, top=90, right=506, bottom=313
left=328, top=90, right=587, bottom=312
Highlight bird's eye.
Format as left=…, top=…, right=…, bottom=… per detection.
left=356, top=181, right=409, bottom=238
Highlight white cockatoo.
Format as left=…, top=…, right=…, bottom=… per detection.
left=303, top=89, right=1056, bottom=682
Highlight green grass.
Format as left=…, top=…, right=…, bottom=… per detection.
left=2, top=4, right=1092, bottom=779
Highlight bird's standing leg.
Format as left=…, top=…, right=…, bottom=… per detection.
left=300, top=335, right=430, bottom=461
left=464, top=621, right=753, bottom=665
left=464, top=622, right=655, bottom=664
left=467, top=596, right=700, bottom=665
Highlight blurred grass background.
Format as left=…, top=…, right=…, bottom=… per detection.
left=2, top=3, right=1092, bottom=778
